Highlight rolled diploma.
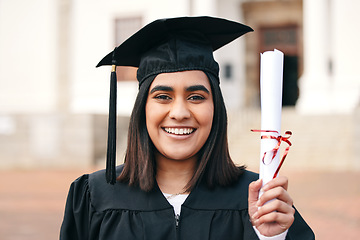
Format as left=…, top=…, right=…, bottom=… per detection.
left=259, top=49, right=284, bottom=194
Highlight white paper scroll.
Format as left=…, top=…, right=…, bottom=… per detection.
left=259, top=49, right=284, bottom=191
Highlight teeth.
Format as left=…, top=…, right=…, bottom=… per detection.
left=164, top=127, right=195, bottom=135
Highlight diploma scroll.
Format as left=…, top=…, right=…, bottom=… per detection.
left=259, top=49, right=284, bottom=191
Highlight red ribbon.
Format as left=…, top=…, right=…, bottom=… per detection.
left=251, top=129, right=292, bottom=178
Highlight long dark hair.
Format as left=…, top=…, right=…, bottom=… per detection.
left=117, top=72, right=245, bottom=192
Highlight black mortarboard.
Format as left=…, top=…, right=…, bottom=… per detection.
left=96, top=16, right=253, bottom=184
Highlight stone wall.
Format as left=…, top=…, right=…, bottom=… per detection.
left=227, top=108, right=360, bottom=172
left=1, top=109, right=359, bottom=172
left=0, top=114, right=120, bottom=169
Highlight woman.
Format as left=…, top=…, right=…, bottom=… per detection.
left=60, top=16, right=314, bottom=239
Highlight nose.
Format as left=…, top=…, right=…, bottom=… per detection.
left=168, top=99, right=191, bottom=120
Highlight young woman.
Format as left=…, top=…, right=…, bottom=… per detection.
left=60, top=16, right=314, bottom=240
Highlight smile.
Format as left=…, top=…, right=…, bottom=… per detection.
left=163, top=127, right=195, bottom=135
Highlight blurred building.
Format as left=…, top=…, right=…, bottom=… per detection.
left=0, top=0, right=359, bottom=170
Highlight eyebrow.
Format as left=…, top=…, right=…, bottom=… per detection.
left=149, top=84, right=210, bottom=94
left=150, top=85, right=173, bottom=94
left=186, top=85, right=210, bottom=94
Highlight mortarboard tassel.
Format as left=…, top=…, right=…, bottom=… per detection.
left=106, top=54, right=117, bottom=184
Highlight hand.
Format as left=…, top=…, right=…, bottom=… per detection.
left=248, top=176, right=295, bottom=237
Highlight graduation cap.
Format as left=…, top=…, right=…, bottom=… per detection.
left=96, top=16, right=253, bottom=184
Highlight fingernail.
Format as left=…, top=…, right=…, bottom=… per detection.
left=252, top=212, right=258, bottom=220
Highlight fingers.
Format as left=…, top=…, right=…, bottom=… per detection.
left=249, top=178, right=262, bottom=202
left=252, top=208, right=295, bottom=231
left=258, top=176, right=293, bottom=207
left=248, top=179, right=262, bottom=217
left=257, top=185, right=293, bottom=207
left=262, top=175, right=288, bottom=191
left=249, top=175, right=295, bottom=235
left=252, top=199, right=295, bottom=225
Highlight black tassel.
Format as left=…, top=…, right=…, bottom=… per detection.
left=106, top=63, right=117, bottom=184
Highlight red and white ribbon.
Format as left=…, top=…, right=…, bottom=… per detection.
left=251, top=129, right=292, bottom=178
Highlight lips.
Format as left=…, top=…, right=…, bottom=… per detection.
left=163, top=127, right=196, bottom=135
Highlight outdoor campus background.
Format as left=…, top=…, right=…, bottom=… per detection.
left=0, top=0, right=359, bottom=239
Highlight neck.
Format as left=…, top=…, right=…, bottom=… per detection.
left=155, top=153, right=197, bottom=195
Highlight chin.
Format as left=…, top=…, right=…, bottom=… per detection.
left=161, top=151, right=198, bottom=162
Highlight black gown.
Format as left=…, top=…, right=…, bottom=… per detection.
left=60, top=165, right=315, bottom=240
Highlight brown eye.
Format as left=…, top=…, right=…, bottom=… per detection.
left=154, top=94, right=172, bottom=100
left=188, top=95, right=205, bottom=101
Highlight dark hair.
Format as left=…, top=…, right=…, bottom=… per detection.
left=117, top=72, right=245, bottom=192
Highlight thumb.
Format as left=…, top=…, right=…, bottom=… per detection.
left=248, top=178, right=262, bottom=217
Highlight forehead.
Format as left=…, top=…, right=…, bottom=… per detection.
left=150, top=70, right=211, bottom=89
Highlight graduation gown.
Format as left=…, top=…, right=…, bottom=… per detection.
left=60, top=166, right=314, bottom=240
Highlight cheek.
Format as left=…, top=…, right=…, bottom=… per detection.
left=145, top=102, right=164, bottom=133
left=197, top=105, right=214, bottom=132
left=145, top=102, right=156, bottom=130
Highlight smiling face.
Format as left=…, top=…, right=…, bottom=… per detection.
left=145, top=70, right=214, bottom=163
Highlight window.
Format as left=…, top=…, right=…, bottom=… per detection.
left=260, top=26, right=298, bottom=55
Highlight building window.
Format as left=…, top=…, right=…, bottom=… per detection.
left=115, top=17, right=142, bottom=81
left=260, top=26, right=298, bottom=55
left=263, top=28, right=296, bottom=46
left=223, top=63, right=233, bottom=81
